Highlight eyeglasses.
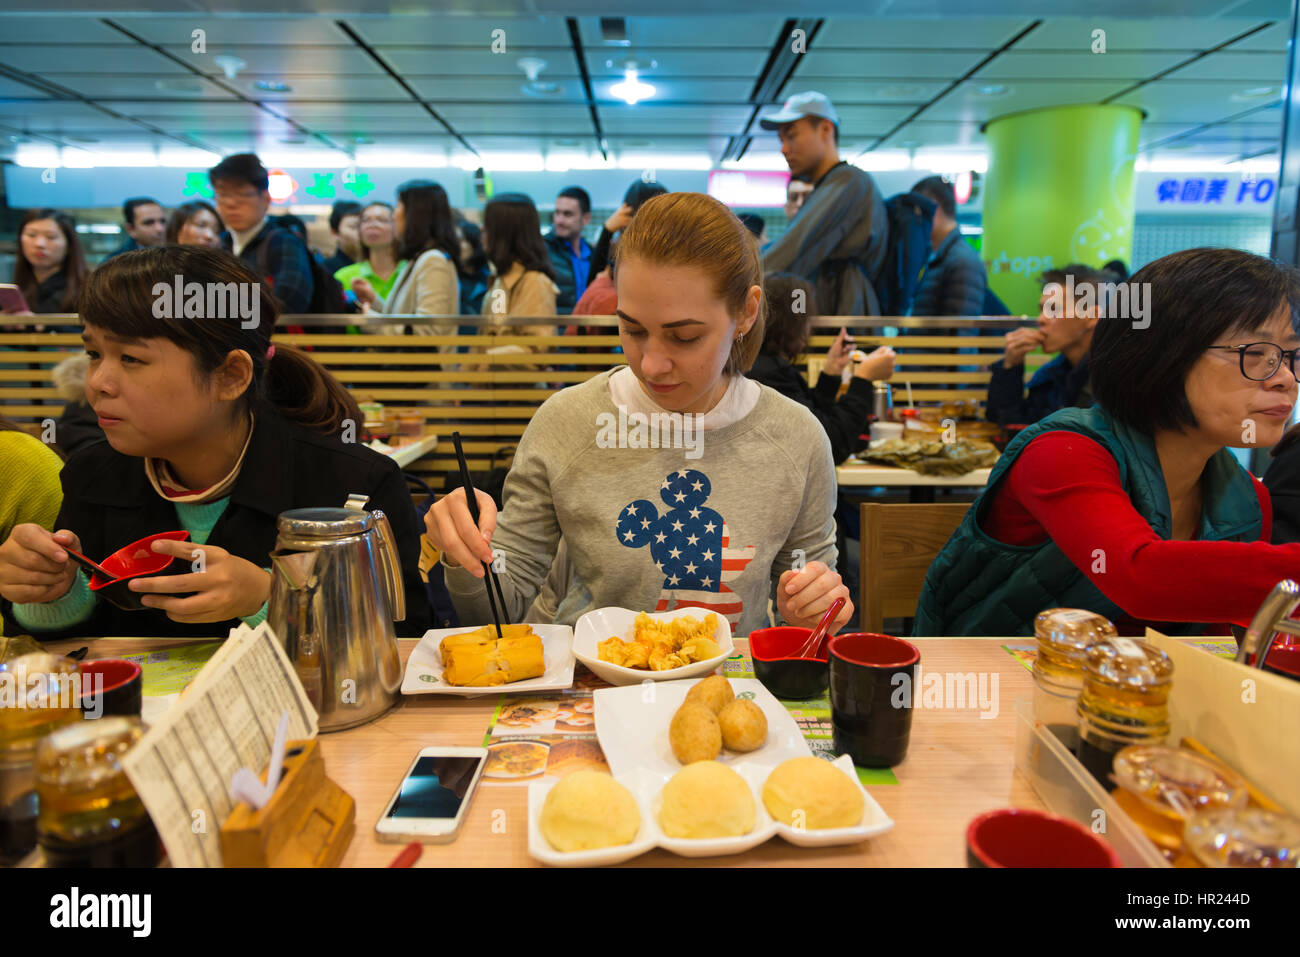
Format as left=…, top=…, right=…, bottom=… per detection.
left=213, top=188, right=261, bottom=203
left=1207, top=342, right=1300, bottom=382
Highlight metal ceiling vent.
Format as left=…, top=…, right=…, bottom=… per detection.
left=518, top=57, right=561, bottom=97
left=600, top=18, right=629, bottom=46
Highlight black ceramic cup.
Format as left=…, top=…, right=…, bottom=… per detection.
left=828, top=632, right=920, bottom=768
left=78, top=659, right=143, bottom=718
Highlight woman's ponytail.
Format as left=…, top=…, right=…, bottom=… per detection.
left=263, top=344, right=363, bottom=437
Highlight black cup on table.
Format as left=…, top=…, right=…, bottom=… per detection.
left=828, top=632, right=919, bottom=768
left=78, top=659, right=143, bottom=718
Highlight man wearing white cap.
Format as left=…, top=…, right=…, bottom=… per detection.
left=759, top=91, right=888, bottom=316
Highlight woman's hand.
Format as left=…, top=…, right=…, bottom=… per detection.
left=777, top=561, right=853, bottom=632
left=852, top=345, right=896, bottom=381
left=823, top=327, right=854, bottom=377
left=604, top=203, right=634, bottom=234
left=0, top=525, right=80, bottom=604
left=351, top=277, right=378, bottom=307
left=424, top=487, right=499, bottom=577
left=1002, top=327, right=1046, bottom=367
left=130, top=540, right=271, bottom=623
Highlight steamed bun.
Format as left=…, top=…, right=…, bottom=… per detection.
left=762, top=757, right=864, bottom=830
left=658, top=761, right=755, bottom=839
left=540, top=771, right=640, bottom=851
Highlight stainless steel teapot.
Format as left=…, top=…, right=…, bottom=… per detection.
left=267, top=494, right=405, bottom=732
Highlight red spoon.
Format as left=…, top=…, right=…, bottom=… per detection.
left=795, top=596, right=846, bottom=659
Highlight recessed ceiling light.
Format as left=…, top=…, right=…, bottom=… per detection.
left=254, top=80, right=292, bottom=93
left=352, top=134, right=374, bottom=145
left=1231, top=85, right=1279, bottom=101
left=974, top=84, right=1009, bottom=97
left=523, top=81, right=563, bottom=97
left=155, top=78, right=204, bottom=94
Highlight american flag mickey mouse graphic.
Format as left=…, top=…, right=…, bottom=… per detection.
left=615, top=468, right=756, bottom=627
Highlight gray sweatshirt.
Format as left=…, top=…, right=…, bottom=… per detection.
left=443, top=368, right=839, bottom=637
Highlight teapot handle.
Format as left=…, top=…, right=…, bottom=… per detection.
left=370, top=509, right=406, bottom=622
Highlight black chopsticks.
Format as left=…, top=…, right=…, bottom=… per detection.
left=452, top=431, right=508, bottom=640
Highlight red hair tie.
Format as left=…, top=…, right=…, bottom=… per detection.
left=266, top=344, right=276, bottom=361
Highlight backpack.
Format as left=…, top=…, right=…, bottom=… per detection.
left=254, top=224, right=349, bottom=315
left=874, top=191, right=937, bottom=317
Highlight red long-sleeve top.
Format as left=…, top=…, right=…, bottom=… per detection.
left=982, top=431, right=1300, bottom=633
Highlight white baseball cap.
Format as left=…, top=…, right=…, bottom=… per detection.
left=759, top=91, right=840, bottom=131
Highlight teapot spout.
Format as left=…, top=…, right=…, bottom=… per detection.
left=270, top=549, right=319, bottom=591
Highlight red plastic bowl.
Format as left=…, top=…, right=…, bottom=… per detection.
left=750, top=626, right=829, bottom=700
left=966, top=808, right=1123, bottom=868
left=88, top=531, right=191, bottom=611
left=77, top=658, right=143, bottom=717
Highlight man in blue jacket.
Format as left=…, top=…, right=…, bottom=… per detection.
left=985, top=265, right=1108, bottom=426
left=909, top=176, right=986, bottom=317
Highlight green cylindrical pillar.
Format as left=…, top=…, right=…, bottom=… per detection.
left=982, top=104, right=1142, bottom=315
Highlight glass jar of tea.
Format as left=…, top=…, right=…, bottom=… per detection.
left=1185, top=807, right=1300, bottom=868
left=36, top=716, right=161, bottom=867
left=1111, top=745, right=1248, bottom=859
left=1032, top=608, right=1116, bottom=752
left=0, top=652, right=81, bottom=865
left=1076, top=637, right=1174, bottom=787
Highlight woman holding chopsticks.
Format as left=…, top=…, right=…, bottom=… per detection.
left=427, top=192, right=853, bottom=636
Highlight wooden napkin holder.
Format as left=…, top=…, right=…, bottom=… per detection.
left=218, top=738, right=356, bottom=867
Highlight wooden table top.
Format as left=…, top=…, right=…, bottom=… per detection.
left=38, top=634, right=1043, bottom=868
left=835, top=463, right=992, bottom=488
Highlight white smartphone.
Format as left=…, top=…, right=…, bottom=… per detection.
left=374, top=746, right=489, bottom=844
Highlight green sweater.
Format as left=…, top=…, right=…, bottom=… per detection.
left=13, top=496, right=270, bottom=633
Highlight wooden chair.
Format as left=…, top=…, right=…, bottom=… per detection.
left=858, top=502, right=971, bottom=634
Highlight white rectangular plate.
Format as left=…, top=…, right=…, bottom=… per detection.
left=572, top=606, right=734, bottom=686
left=594, top=676, right=809, bottom=782
left=525, top=756, right=894, bottom=866
left=400, top=624, right=575, bottom=697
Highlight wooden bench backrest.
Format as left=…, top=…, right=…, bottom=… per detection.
left=0, top=315, right=1034, bottom=481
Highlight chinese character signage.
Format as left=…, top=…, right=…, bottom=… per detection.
left=1155, top=177, right=1275, bottom=205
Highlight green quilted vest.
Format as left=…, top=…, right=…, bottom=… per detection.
left=912, top=405, right=1262, bottom=637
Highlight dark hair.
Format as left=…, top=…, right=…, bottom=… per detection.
left=1040, top=263, right=1113, bottom=313
left=395, top=180, right=460, bottom=264
left=329, top=200, right=363, bottom=233
left=482, top=193, right=555, bottom=279
left=761, top=274, right=816, bottom=361
left=456, top=220, right=489, bottom=281
left=912, top=176, right=956, bottom=219
left=166, top=201, right=223, bottom=244
left=123, top=197, right=162, bottom=227
left=557, top=186, right=591, bottom=215
left=1090, top=247, right=1300, bottom=435
left=804, top=115, right=839, bottom=145
left=208, top=152, right=270, bottom=192
left=737, top=213, right=766, bottom=238
left=1102, top=258, right=1129, bottom=281
left=78, top=246, right=361, bottom=434
left=14, top=208, right=87, bottom=312
left=622, top=180, right=669, bottom=214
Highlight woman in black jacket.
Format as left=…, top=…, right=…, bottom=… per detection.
left=747, top=274, right=895, bottom=464
left=0, top=245, right=430, bottom=639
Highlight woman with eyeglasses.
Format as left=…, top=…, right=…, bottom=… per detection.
left=916, top=247, right=1300, bottom=638
left=333, top=202, right=406, bottom=303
